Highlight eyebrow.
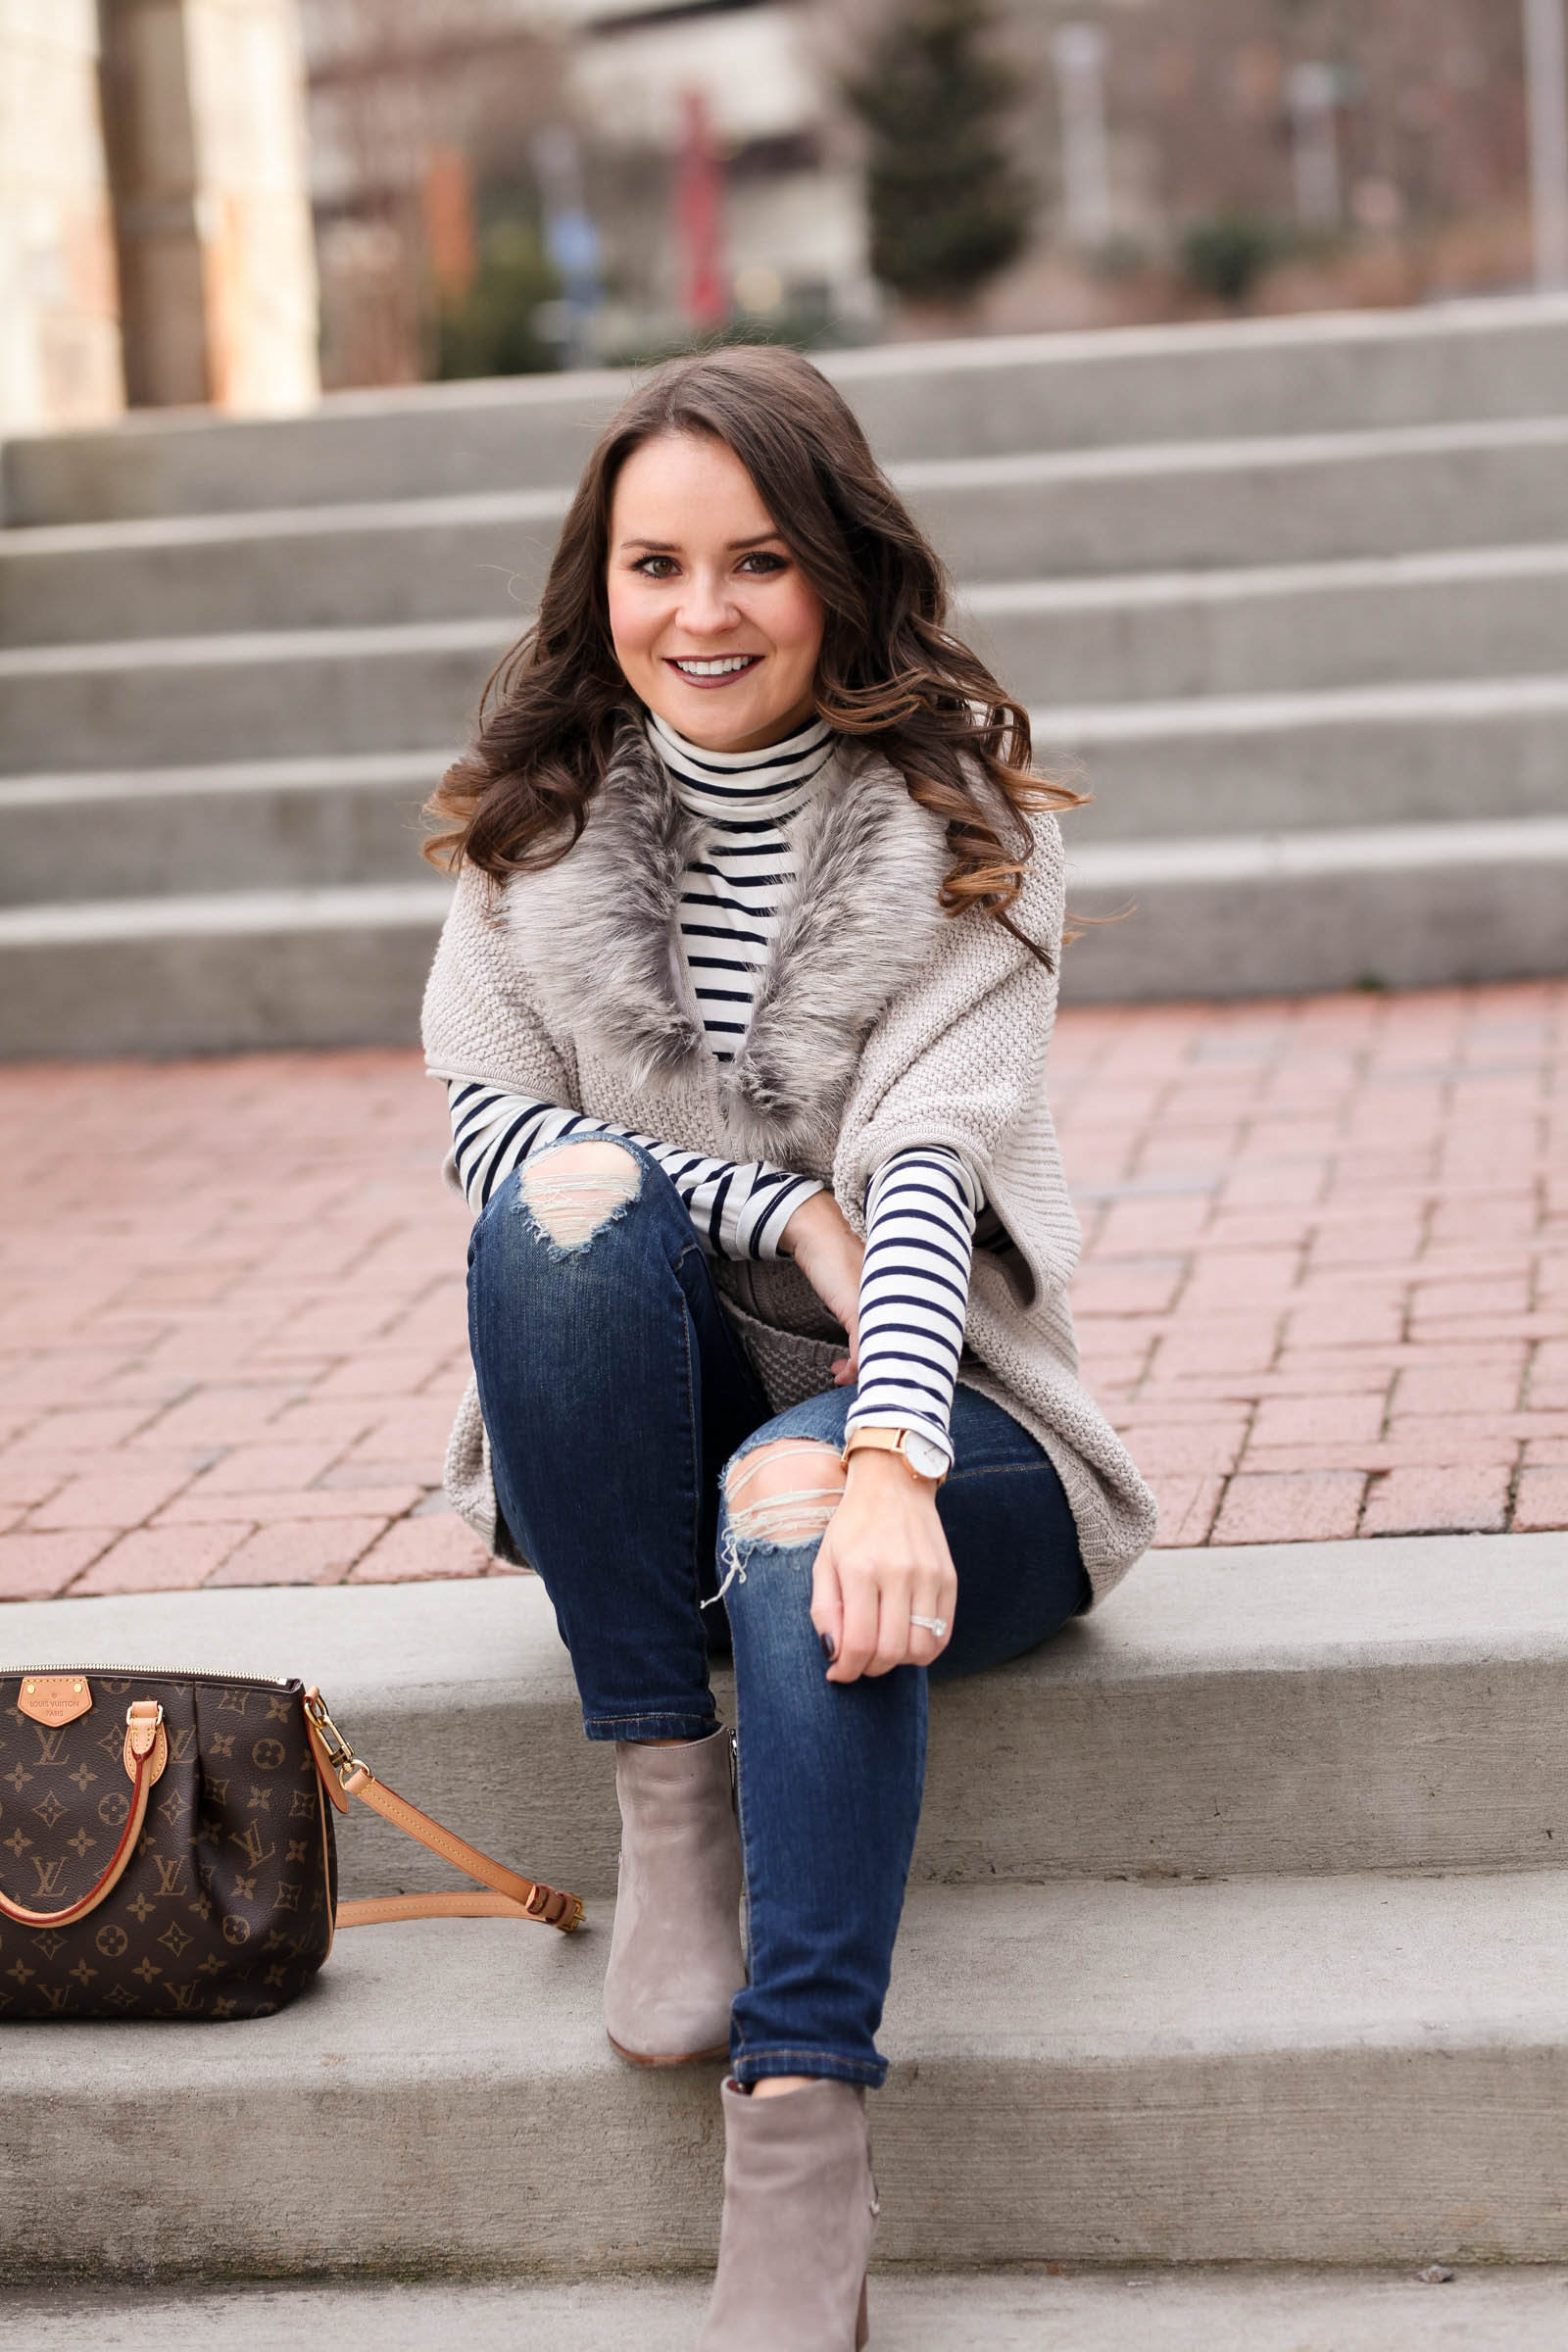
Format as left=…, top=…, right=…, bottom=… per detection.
left=617, top=530, right=786, bottom=554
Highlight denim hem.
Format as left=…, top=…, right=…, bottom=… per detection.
left=581, top=1708, right=718, bottom=1744
left=730, top=2048, right=887, bottom=2090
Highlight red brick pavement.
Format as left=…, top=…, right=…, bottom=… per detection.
left=0, top=980, right=1563, bottom=1601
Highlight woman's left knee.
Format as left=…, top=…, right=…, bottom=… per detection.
left=723, top=1438, right=846, bottom=1554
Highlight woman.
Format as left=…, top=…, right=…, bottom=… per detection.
left=421, top=344, right=1154, bottom=2349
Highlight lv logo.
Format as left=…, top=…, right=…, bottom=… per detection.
left=153, top=1854, right=187, bottom=1897
left=29, top=1855, right=69, bottom=1897
left=31, top=1726, right=67, bottom=1765
left=229, top=1820, right=275, bottom=1870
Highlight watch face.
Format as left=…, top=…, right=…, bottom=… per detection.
left=903, top=1431, right=948, bottom=1480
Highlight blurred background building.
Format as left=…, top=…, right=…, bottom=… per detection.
left=4, top=0, right=1567, bottom=427
left=3, top=1, right=319, bottom=432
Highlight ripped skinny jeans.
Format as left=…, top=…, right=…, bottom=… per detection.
left=466, top=1136, right=1090, bottom=2088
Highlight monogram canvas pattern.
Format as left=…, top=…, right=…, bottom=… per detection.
left=0, top=1673, right=336, bottom=2021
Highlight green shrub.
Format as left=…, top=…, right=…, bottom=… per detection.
left=843, top=0, right=1035, bottom=306
left=435, top=220, right=561, bottom=378
left=1180, top=211, right=1283, bottom=308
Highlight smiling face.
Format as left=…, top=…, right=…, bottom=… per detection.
left=606, top=429, right=827, bottom=753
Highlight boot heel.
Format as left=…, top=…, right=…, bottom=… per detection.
left=856, top=2276, right=869, bottom=2347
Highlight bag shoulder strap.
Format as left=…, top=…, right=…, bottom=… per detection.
left=305, top=1688, right=582, bottom=1936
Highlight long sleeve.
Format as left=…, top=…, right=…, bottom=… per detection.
left=845, top=1144, right=980, bottom=1472
left=448, top=1080, right=824, bottom=1261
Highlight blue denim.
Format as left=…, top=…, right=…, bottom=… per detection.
left=467, top=1137, right=1089, bottom=2088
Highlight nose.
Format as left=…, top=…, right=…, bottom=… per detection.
left=675, top=566, right=739, bottom=637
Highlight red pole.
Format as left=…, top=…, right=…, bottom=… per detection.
left=676, top=88, right=726, bottom=325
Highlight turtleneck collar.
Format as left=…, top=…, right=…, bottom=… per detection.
left=644, top=709, right=837, bottom=820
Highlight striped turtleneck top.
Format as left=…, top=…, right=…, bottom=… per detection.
left=446, top=712, right=980, bottom=1470
left=649, top=705, right=837, bottom=1062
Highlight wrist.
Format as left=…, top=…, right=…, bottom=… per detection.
left=779, top=1187, right=835, bottom=1257
left=844, top=1448, right=941, bottom=1494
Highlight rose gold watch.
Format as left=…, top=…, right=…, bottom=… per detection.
left=841, top=1426, right=949, bottom=1486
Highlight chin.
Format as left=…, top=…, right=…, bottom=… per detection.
left=666, top=699, right=783, bottom=748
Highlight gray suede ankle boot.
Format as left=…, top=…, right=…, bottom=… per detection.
left=602, top=1727, right=746, bottom=2065
left=696, top=2078, right=879, bottom=2350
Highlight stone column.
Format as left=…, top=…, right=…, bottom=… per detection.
left=99, top=0, right=318, bottom=412
left=0, top=2, right=124, bottom=433
left=1523, top=0, right=1568, bottom=289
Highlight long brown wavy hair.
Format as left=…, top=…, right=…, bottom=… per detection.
left=423, top=343, right=1083, bottom=964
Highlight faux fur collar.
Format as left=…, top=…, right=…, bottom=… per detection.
left=504, top=718, right=954, bottom=1163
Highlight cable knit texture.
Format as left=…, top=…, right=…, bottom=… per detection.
left=421, top=721, right=1156, bottom=1598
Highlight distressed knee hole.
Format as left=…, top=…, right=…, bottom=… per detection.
left=519, top=1140, right=641, bottom=1249
left=723, top=1440, right=846, bottom=1547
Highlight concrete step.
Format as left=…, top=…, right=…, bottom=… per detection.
left=17, top=2269, right=1568, bottom=2351
left=1061, top=813, right=1568, bottom=1000
left=3, top=806, right=1562, bottom=1053
left=0, top=883, right=452, bottom=1057
left=912, top=413, right=1568, bottom=583
left=1040, top=673, right=1568, bottom=840
left=0, top=754, right=438, bottom=906
left=0, top=488, right=570, bottom=648
left=966, top=542, right=1568, bottom=708
left=3, top=1535, right=1563, bottom=1898
left=7, top=293, right=1568, bottom=523
left=6, top=1869, right=1567, bottom=2271
left=12, top=545, right=1568, bottom=776
left=4, top=673, right=1561, bottom=925
left=0, top=616, right=502, bottom=773
left=15, top=417, right=1568, bottom=646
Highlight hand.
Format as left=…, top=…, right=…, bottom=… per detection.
left=811, top=1451, right=957, bottom=1681
left=781, top=1191, right=862, bottom=1386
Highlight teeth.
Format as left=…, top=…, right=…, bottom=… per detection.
left=673, top=657, right=757, bottom=676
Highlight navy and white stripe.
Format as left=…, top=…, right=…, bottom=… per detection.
left=446, top=713, right=983, bottom=1463
left=845, top=1147, right=980, bottom=1472
left=649, top=708, right=836, bottom=1063
left=448, top=1081, right=819, bottom=1259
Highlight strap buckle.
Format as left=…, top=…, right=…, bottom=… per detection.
left=304, top=1686, right=373, bottom=1790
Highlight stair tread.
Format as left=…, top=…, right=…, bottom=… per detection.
left=0, top=881, right=453, bottom=945
left=0, top=1537, right=1561, bottom=1895
left=3, top=1533, right=1563, bottom=1699
left=14, top=2268, right=1568, bottom=2351
left=8, top=668, right=1568, bottom=804
left=1068, top=811, right=1568, bottom=884
left=8, top=1872, right=1566, bottom=2268
left=8, top=537, right=1568, bottom=675
left=0, top=749, right=441, bottom=808
left=964, top=537, right=1568, bottom=615
left=8, top=411, right=1568, bottom=560
left=9, top=1871, right=1568, bottom=2086
left=0, top=613, right=509, bottom=676
left=1035, top=668, right=1568, bottom=737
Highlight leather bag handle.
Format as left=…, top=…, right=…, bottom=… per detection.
left=304, top=1689, right=583, bottom=1935
left=0, top=1701, right=167, bottom=1930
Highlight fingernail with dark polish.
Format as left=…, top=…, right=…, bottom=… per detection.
left=820, top=1633, right=837, bottom=1663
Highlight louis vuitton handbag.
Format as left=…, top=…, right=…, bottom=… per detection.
left=0, top=1666, right=581, bottom=2021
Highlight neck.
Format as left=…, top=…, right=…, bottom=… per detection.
left=645, top=710, right=837, bottom=816
left=647, top=708, right=831, bottom=769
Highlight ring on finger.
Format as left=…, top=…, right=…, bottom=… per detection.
left=909, top=1613, right=948, bottom=1638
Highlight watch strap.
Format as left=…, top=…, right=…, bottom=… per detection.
left=841, top=1425, right=948, bottom=1486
